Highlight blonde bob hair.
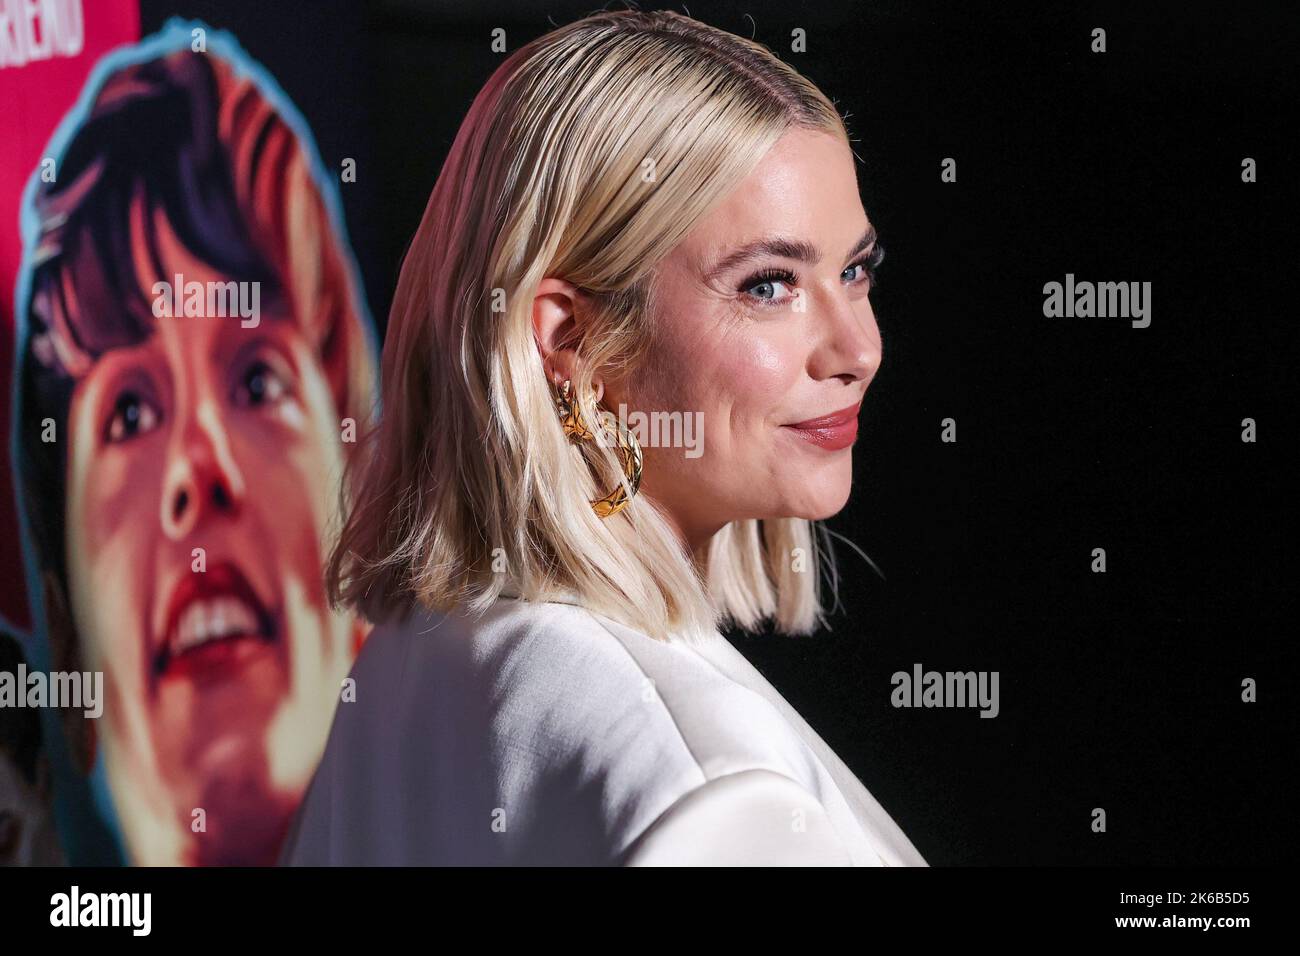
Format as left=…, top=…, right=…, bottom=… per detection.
left=328, top=9, right=855, bottom=643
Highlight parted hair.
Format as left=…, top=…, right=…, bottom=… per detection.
left=327, top=9, right=850, bottom=642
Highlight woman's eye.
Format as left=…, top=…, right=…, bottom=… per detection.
left=842, top=258, right=879, bottom=287
left=740, top=270, right=797, bottom=305
left=106, top=390, right=160, bottom=443
left=235, top=359, right=288, bottom=407
left=844, top=243, right=884, bottom=288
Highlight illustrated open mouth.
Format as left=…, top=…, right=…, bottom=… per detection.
left=153, top=561, right=276, bottom=679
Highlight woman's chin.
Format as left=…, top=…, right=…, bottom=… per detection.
left=770, top=499, right=853, bottom=524
left=778, top=475, right=855, bottom=521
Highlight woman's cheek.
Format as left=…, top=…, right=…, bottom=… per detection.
left=732, top=332, right=800, bottom=407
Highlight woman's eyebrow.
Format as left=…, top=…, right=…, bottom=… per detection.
left=844, top=224, right=878, bottom=262
left=703, top=236, right=818, bottom=281
left=702, top=225, right=877, bottom=282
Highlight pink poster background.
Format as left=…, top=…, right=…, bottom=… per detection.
left=2, top=0, right=141, bottom=635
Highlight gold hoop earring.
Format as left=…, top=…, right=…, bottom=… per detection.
left=554, top=379, right=642, bottom=518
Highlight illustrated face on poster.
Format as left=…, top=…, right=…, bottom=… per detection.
left=15, top=29, right=377, bottom=865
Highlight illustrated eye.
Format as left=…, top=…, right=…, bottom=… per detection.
left=234, top=358, right=288, bottom=408
left=105, top=390, right=161, bottom=443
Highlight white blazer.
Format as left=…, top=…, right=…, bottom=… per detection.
left=280, top=590, right=928, bottom=866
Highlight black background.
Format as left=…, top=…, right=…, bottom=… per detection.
left=138, top=0, right=1298, bottom=865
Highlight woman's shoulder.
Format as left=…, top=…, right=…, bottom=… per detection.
left=319, top=594, right=829, bottom=863
left=360, top=595, right=813, bottom=777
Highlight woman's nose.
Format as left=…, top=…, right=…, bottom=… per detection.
left=159, top=401, right=246, bottom=540
left=808, top=289, right=882, bottom=386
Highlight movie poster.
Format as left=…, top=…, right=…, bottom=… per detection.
left=2, top=8, right=378, bottom=865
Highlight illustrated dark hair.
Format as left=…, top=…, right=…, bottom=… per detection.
left=15, top=47, right=374, bottom=608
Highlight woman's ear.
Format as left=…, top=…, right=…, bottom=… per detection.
left=531, top=277, right=587, bottom=388
left=41, top=569, right=96, bottom=775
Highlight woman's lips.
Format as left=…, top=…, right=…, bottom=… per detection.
left=153, top=561, right=275, bottom=683
left=782, top=401, right=861, bottom=451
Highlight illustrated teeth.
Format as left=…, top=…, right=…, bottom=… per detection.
left=172, top=597, right=260, bottom=654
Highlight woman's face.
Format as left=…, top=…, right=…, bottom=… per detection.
left=604, top=127, right=882, bottom=550
left=61, top=200, right=359, bottom=864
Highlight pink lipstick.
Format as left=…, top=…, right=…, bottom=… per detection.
left=782, top=401, right=861, bottom=450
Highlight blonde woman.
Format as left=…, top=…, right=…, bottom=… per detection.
left=282, top=9, right=927, bottom=866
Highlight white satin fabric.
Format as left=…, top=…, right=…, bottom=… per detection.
left=280, top=591, right=927, bottom=867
